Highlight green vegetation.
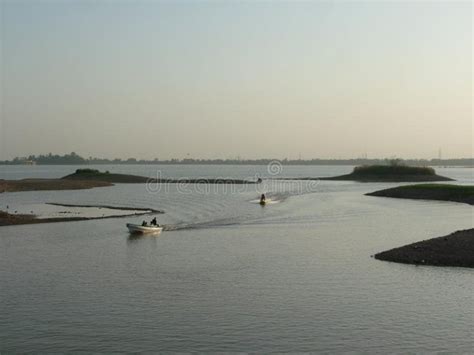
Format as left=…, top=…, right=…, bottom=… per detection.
left=321, top=164, right=451, bottom=182
left=75, top=168, right=101, bottom=174
left=367, top=184, right=474, bottom=205
left=352, top=165, right=436, bottom=176
left=2, top=152, right=87, bottom=165
left=63, top=170, right=149, bottom=183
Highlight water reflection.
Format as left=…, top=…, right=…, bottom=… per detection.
left=1, top=166, right=472, bottom=352
left=126, top=232, right=161, bottom=244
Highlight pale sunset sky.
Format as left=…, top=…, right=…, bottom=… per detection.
left=0, top=0, right=472, bottom=160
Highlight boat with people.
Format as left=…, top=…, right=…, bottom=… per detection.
left=126, top=223, right=163, bottom=234
left=127, top=217, right=162, bottom=234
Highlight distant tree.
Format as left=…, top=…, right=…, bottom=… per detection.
left=388, top=158, right=404, bottom=167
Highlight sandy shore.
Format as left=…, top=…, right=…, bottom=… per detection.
left=0, top=179, right=113, bottom=193
left=0, top=204, right=162, bottom=227
left=374, top=229, right=474, bottom=268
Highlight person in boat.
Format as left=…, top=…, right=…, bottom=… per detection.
left=142, top=220, right=148, bottom=226
left=260, top=193, right=266, bottom=204
left=150, top=217, right=158, bottom=226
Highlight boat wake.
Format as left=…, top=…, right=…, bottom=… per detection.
left=153, top=181, right=320, bottom=232
left=162, top=216, right=247, bottom=231
left=249, top=198, right=280, bottom=205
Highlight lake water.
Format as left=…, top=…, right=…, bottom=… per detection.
left=0, top=165, right=473, bottom=352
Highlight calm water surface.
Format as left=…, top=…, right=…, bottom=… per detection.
left=0, top=165, right=473, bottom=352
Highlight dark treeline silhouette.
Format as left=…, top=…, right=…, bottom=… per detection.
left=0, top=152, right=472, bottom=166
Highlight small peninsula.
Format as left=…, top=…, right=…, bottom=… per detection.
left=62, top=169, right=260, bottom=184
left=0, top=169, right=261, bottom=194
left=366, top=184, right=474, bottom=205
left=374, top=229, right=474, bottom=268
left=0, top=204, right=161, bottom=227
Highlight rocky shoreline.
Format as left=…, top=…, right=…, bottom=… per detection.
left=366, top=184, right=474, bottom=205
left=374, top=229, right=474, bottom=268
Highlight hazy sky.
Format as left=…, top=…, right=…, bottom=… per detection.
left=1, top=0, right=472, bottom=160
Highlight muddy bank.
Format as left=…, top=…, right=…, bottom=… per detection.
left=0, top=204, right=162, bottom=227
left=62, top=170, right=260, bottom=184
left=46, top=203, right=162, bottom=212
left=1, top=169, right=259, bottom=194
left=367, top=184, right=474, bottom=205
left=0, top=179, right=113, bottom=193
left=374, top=229, right=474, bottom=268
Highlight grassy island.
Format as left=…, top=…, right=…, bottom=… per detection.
left=62, top=169, right=150, bottom=183
left=374, top=229, right=474, bottom=268
left=321, top=165, right=452, bottom=182
left=367, top=184, right=474, bottom=205
left=276, top=164, right=453, bottom=182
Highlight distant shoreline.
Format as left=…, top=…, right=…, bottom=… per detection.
left=1, top=153, right=472, bottom=167
left=1, top=163, right=472, bottom=167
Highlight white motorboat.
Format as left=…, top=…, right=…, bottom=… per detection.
left=126, top=223, right=163, bottom=234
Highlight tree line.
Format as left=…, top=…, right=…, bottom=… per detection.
left=0, top=152, right=472, bottom=166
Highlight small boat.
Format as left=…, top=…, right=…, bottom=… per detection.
left=126, top=223, right=163, bottom=234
